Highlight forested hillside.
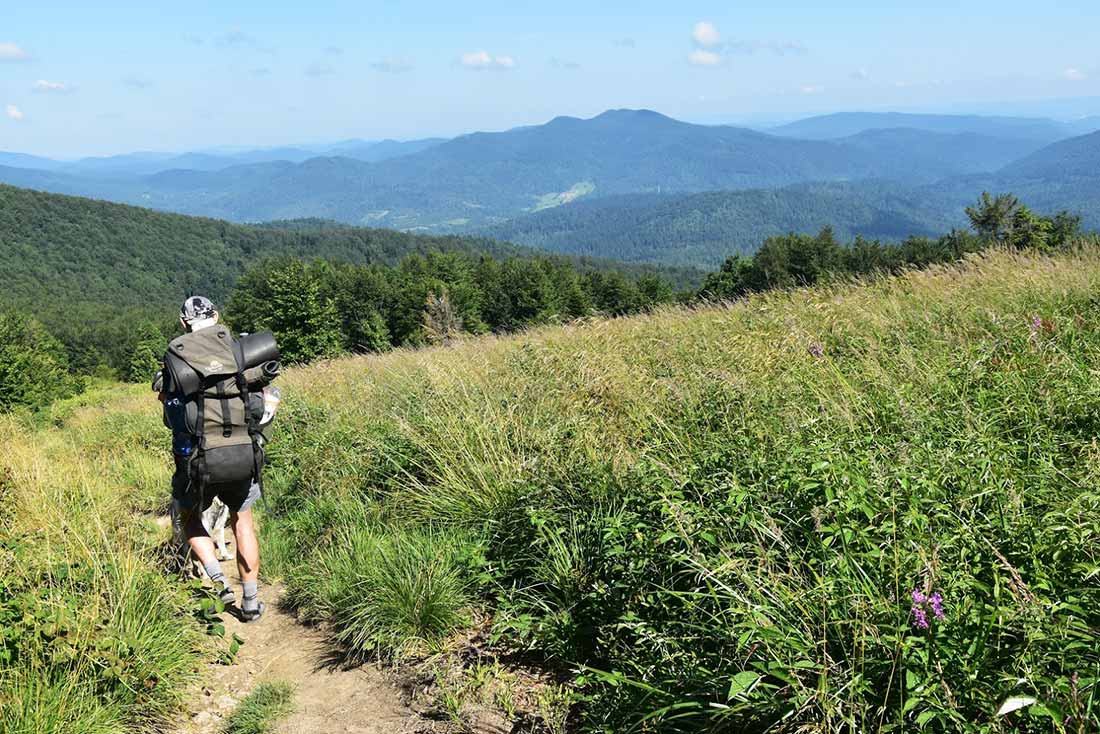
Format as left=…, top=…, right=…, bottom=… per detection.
left=0, top=184, right=696, bottom=384
left=483, top=182, right=965, bottom=267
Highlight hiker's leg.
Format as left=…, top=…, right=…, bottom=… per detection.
left=231, top=508, right=263, bottom=618
left=185, top=505, right=234, bottom=600
left=231, top=509, right=260, bottom=583
left=185, top=504, right=218, bottom=569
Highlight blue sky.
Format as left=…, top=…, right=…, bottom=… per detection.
left=2, top=0, right=1098, bottom=156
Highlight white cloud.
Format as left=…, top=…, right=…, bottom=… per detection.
left=459, top=50, right=516, bottom=70
left=800, top=84, right=825, bottom=95
left=851, top=68, right=869, bottom=80
left=33, top=79, right=75, bottom=94
left=693, top=22, right=720, bottom=47
left=1064, top=67, right=1086, bottom=81
left=0, top=42, right=29, bottom=61
left=6, top=104, right=25, bottom=121
left=688, top=49, right=721, bottom=67
left=371, top=57, right=414, bottom=73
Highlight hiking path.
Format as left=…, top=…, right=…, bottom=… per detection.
left=163, top=521, right=419, bottom=734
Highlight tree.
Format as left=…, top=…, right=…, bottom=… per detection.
left=350, top=309, right=392, bottom=353
left=0, top=312, right=83, bottom=412
left=965, top=192, right=1021, bottom=242
left=227, top=258, right=345, bottom=363
left=699, top=255, right=751, bottom=301
left=422, top=289, right=463, bottom=346
left=126, top=321, right=165, bottom=383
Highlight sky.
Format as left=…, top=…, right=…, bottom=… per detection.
left=2, top=0, right=1098, bottom=157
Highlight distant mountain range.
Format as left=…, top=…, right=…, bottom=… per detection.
left=0, top=137, right=445, bottom=176
left=769, top=111, right=1100, bottom=142
left=2, top=108, right=1099, bottom=267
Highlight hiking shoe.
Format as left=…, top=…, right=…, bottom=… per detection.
left=213, top=582, right=236, bottom=606
left=240, top=601, right=266, bottom=624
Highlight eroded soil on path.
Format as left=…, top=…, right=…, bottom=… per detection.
left=167, top=526, right=417, bottom=734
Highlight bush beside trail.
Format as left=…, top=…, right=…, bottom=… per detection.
left=261, top=246, right=1100, bottom=732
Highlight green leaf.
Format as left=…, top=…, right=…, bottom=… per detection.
left=916, top=710, right=937, bottom=727
left=727, top=672, right=761, bottom=700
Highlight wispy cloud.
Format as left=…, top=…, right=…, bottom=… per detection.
left=217, top=27, right=254, bottom=47
left=800, top=84, right=825, bottom=95
left=305, top=61, right=336, bottom=77
left=726, top=39, right=807, bottom=55
left=33, top=79, right=75, bottom=94
left=371, top=57, right=414, bottom=73
left=122, top=75, right=155, bottom=90
left=0, top=42, right=29, bottom=62
left=613, top=37, right=636, bottom=48
left=459, top=50, right=516, bottom=70
left=6, top=104, right=25, bottom=121
left=688, top=49, right=721, bottom=67
left=1064, top=67, right=1086, bottom=81
left=692, top=22, right=720, bottom=47
left=851, top=68, right=870, bottom=81
left=549, top=57, right=582, bottom=70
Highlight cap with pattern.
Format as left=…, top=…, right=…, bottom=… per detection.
left=180, top=295, right=216, bottom=323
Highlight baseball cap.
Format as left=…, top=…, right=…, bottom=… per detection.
left=180, top=295, right=216, bottom=323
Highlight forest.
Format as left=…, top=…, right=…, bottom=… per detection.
left=0, top=186, right=1087, bottom=412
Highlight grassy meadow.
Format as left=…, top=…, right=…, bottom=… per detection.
left=0, top=389, right=203, bottom=733
left=263, top=245, right=1100, bottom=732
left=3, top=245, right=1100, bottom=732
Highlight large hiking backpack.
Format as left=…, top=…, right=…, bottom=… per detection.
left=161, top=326, right=280, bottom=498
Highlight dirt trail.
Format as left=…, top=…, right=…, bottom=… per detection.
left=168, top=527, right=416, bottom=734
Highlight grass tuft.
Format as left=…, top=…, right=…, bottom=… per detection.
left=223, top=681, right=296, bottom=734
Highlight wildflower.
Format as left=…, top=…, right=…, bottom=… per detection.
left=807, top=342, right=825, bottom=359
left=1029, top=315, right=1042, bottom=336
left=910, top=587, right=945, bottom=630
left=929, top=592, right=946, bottom=621
left=912, top=606, right=929, bottom=629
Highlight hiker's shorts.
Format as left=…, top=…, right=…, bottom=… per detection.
left=171, top=465, right=261, bottom=513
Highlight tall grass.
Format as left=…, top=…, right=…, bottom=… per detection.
left=0, top=387, right=203, bottom=732
left=6, top=246, right=1099, bottom=732
left=260, top=246, right=1100, bottom=732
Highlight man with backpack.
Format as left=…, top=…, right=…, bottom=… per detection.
left=156, top=296, right=281, bottom=623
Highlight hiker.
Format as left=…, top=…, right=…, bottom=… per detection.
left=154, top=296, right=282, bottom=623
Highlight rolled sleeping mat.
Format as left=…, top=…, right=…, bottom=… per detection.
left=243, top=360, right=281, bottom=389
left=164, top=352, right=202, bottom=395
left=237, top=331, right=280, bottom=370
